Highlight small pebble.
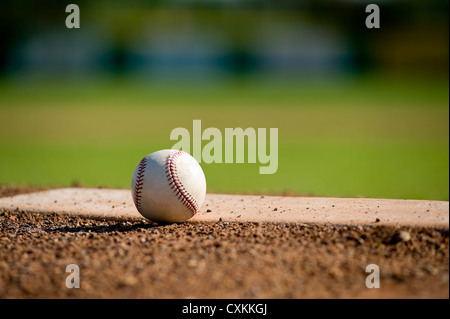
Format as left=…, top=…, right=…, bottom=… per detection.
left=396, top=231, right=411, bottom=242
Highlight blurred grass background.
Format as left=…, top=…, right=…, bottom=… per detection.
left=0, top=1, right=448, bottom=200
left=0, top=77, right=447, bottom=200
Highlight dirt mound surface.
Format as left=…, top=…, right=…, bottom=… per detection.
left=0, top=186, right=448, bottom=299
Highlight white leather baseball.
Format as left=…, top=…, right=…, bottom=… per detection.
left=131, top=149, right=207, bottom=223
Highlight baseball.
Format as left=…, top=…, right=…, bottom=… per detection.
left=131, top=149, right=207, bottom=223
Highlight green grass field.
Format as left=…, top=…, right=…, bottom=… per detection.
left=0, top=76, right=448, bottom=200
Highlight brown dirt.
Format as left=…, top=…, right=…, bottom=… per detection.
left=0, top=186, right=448, bottom=299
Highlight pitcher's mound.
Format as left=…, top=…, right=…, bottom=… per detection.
left=0, top=188, right=447, bottom=228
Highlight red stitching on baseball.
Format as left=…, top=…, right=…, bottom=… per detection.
left=165, top=151, right=199, bottom=216
left=133, top=155, right=148, bottom=212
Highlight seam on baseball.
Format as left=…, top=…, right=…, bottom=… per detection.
left=165, top=151, right=199, bottom=216
left=133, top=155, right=148, bottom=212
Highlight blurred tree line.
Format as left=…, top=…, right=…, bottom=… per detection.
left=0, top=0, right=448, bottom=79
